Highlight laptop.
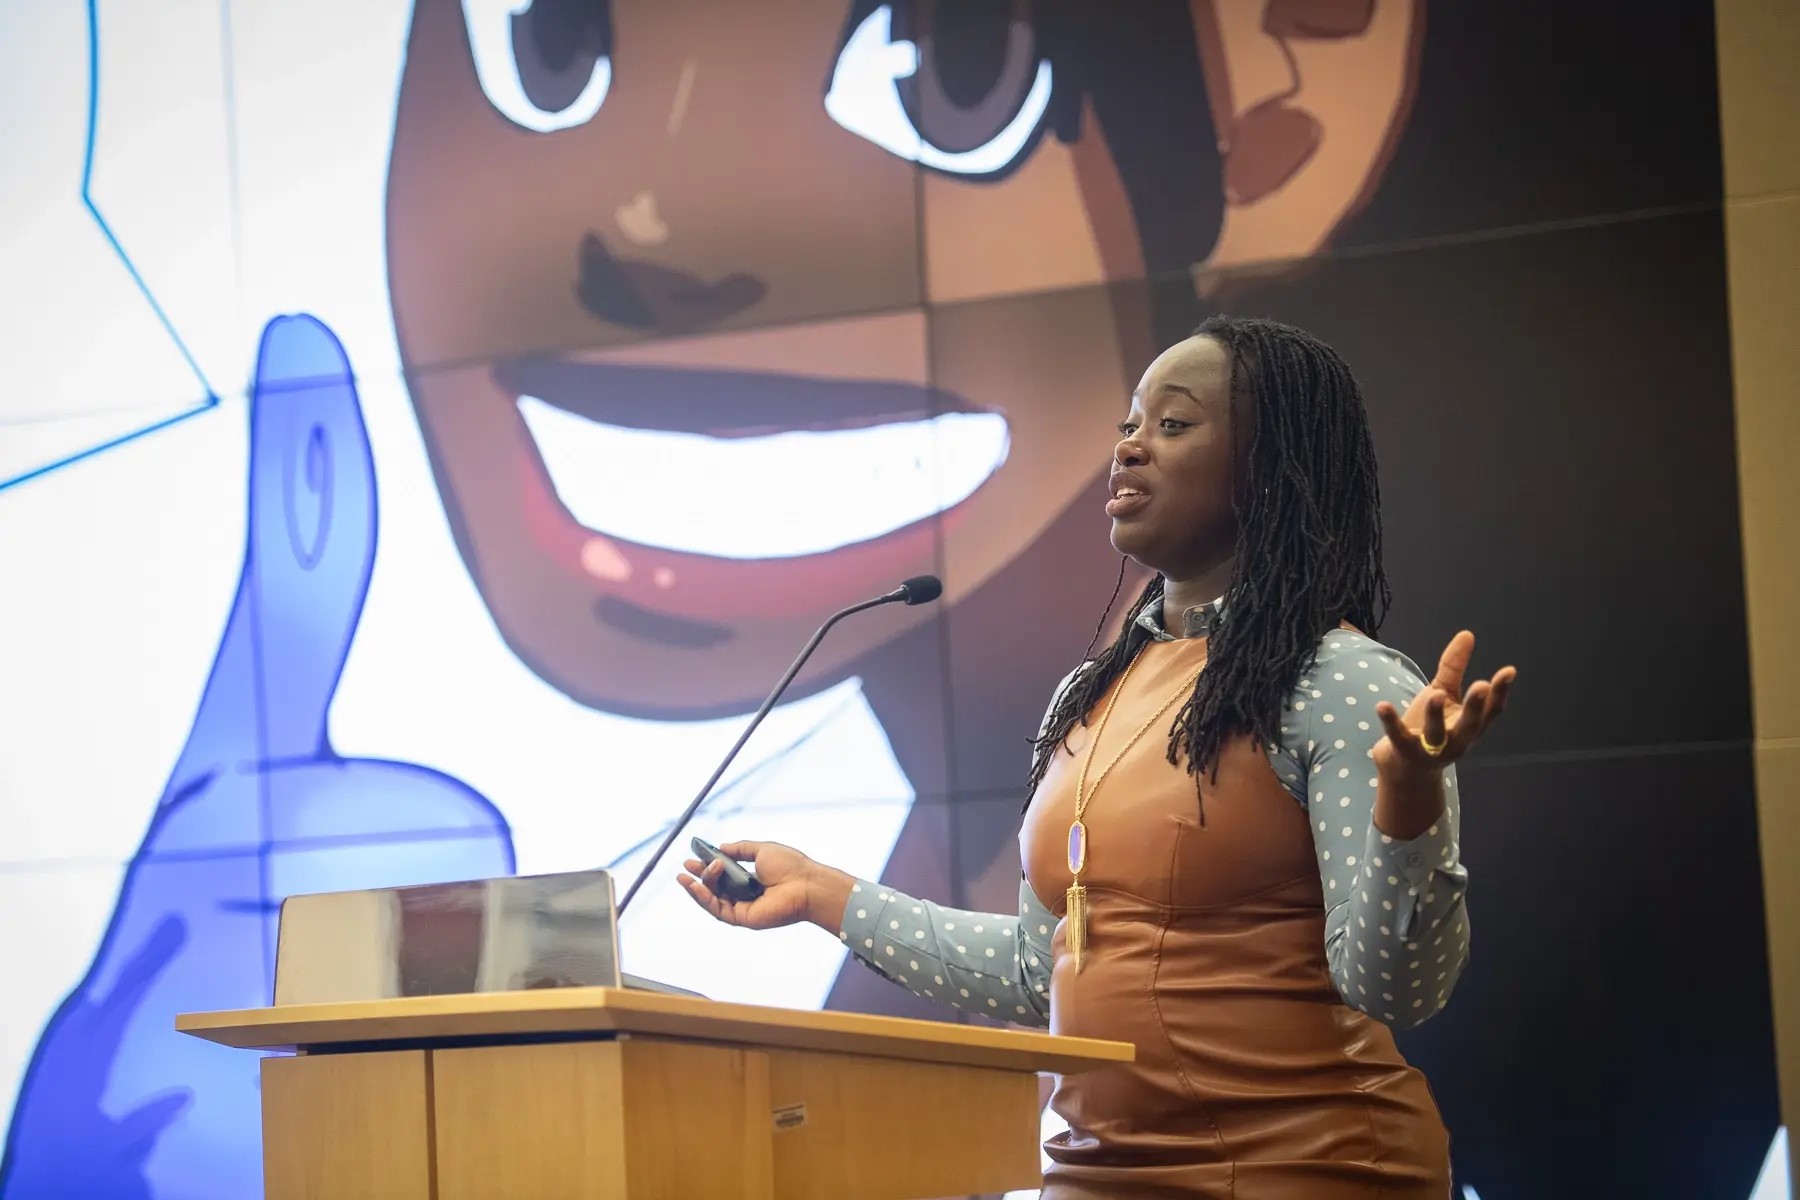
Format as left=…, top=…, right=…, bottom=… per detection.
left=273, top=869, right=702, bottom=1007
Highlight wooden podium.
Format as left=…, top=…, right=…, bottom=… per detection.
left=178, top=986, right=1132, bottom=1199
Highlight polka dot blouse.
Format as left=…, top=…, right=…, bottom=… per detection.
left=839, top=611, right=1470, bottom=1032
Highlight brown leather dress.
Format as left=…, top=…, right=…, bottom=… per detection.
left=1020, top=634, right=1452, bottom=1199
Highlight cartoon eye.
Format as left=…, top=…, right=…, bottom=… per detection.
left=462, top=0, right=613, bottom=133
left=825, top=2, right=1055, bottom=178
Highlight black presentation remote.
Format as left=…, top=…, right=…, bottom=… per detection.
left=690, top=837, right=767, bottom=903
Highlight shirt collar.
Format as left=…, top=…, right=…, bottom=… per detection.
left=1134, top=594, right=1226, bottom=642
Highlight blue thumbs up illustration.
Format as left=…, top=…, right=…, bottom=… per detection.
left=0, top=315, right=515, bottom=1199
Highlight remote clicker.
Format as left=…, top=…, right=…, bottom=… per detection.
left=690, top=837, right=767, bottom=903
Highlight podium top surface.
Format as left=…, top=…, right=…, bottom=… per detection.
left=176, top=987, right=1134, bottom=1075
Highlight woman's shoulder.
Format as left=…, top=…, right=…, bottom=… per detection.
left=1269, top=629, right=1428, bottom=777
left=1296, top=627, right=1431, bottom=711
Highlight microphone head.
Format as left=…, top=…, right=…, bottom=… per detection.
left=899, top=574, right=943, bottom=606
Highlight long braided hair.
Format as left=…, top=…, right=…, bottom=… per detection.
left=1026, top=315, right=1391, bottom=805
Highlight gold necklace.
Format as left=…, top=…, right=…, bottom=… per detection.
left=1065, top=650, right=1205, bottom=972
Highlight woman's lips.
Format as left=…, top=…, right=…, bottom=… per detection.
left=1106, top=469, right=1151, bottom=519
left=1105, top=489, right=1150, bottom=519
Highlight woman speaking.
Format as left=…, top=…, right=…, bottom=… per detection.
left=680, top=316, right=1517, bottom=1198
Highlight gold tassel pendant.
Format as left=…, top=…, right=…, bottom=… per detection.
left=1065, top=817, right=1089, bottom=972
left=1065, top=881, right=1088, bottom=973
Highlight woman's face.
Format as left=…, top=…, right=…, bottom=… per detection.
left=1108, top=336, right=1243, bottom=580
left=384, top=0, right=1420, bottom=716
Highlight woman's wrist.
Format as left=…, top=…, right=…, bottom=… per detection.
left=804, top=863, right=856, bottom=936
left=1373, top=753, right=1447, bottom=841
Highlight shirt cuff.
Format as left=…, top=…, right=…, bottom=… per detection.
left=1366, top=820, right=1458, bottom=937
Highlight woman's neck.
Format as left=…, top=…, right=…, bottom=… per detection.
left=1161, top=559, right=1236, bottom=637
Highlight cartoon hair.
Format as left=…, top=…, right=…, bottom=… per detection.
left=833, top=0, right=1226, bottom=281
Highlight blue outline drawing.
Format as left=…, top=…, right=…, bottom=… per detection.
left=0, top=0, right=220, bottom=494
left=0, top=315, right=514, bottom=1199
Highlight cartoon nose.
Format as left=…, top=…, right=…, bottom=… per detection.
left=615, top=190, right=669, bottom=247
left=575, top=230, right=765, bottom=334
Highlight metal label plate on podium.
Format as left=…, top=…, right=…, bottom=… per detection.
left=274, top=870, right=623, bottom=1006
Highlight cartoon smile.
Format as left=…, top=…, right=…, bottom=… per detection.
left=493, top=356, right=1009, bottom=634
left=502, top=359, right=1009, bottom=559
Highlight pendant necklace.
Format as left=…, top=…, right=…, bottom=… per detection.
left=1066, top=650, right=1206, bottom=972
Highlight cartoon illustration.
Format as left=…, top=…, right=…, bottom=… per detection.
left=0, top=317, right=514, bottom=1199
left=384, top=0, right=1426, bottom=960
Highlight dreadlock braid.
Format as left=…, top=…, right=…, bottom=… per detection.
left=1080, top=556, right=1131, bottom=662
left=1027, top=315, right=1390, bottom=806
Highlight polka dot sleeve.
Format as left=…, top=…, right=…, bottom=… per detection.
left=1271, top=631, right=1470, bottom=1031
left=835, top=666, right=1077, bottom=1027
left=837, top=879, right=1055, bottom=1026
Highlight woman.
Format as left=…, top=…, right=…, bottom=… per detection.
left=680, top=316, right=1517, bottom=1198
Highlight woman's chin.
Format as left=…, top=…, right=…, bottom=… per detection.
left=1108, top=521, right=1156, bottom=566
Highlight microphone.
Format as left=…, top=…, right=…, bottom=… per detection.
left=616, top=575, right=943, bottom=914
left=886, top=574, right=941, bottom=606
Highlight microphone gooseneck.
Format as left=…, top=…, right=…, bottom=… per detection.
left=616, top=575, right=943, bottom=915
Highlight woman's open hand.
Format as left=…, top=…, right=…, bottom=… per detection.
left=1375, top=630, right=1516, bottom=774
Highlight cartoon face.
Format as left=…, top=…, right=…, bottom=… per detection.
left=385, top=0, right=1421, bottom=717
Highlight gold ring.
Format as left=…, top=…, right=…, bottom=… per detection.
left=1419, top=732, right=1447, bottom=757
